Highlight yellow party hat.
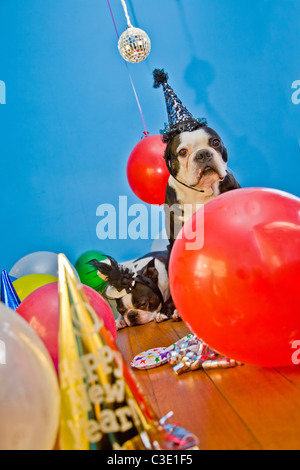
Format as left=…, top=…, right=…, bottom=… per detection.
left=58, top=253, right=187, bottom=450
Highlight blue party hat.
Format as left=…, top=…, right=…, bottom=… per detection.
left=1, top=270, right=21, bottom=310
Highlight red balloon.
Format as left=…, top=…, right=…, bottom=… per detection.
left=17, top=282, right=117, bottom=373
left=169, top=188, right=300, bottom=367
left=127, top=135, right=169, bottom=205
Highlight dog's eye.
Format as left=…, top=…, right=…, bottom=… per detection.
left=178, top=148, right=188, bottom=157
left=212, top=139, right=220, bottom=148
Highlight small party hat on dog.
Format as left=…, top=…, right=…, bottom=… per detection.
left=153, top=68, right=207, bottom=134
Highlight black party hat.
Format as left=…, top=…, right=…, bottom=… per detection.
left=153, top=69, right=207, bottom=134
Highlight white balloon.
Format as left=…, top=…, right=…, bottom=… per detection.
left=0, top=303, right=60, bottom=450
left=151, top=229, right=169, bottom=252
left=9, top=251, right=58, bottom=279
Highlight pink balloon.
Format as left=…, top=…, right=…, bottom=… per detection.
left=17, top=282, right=117, bottom=373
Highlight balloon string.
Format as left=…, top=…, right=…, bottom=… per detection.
left=127, top=74, right=149, bottom=137
left=106, top=0, right=149, bottom=137
left=107, top=0, right=120, bottom=39
left=120, top=0, right=133, bottom=28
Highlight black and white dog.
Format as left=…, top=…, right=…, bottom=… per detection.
left=89, top=122, right=239, bottom=330
left=89, top=252, right=179, bottom=330
left=163, top=120, right=241, bottom=248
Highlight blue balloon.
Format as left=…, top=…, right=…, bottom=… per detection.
left=1, top=270, right=21, bottom=311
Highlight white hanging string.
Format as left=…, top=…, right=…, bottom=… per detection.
left=107, top=0, right=149, bottom=135
left=120, top=0, right=133, bottom=28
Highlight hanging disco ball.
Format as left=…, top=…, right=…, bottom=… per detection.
left=118, top=27, right=151, bottom=63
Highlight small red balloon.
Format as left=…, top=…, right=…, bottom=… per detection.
left=169, top=188, right=300, bottom=367
left=127, top=135, right=169, bottom=205
left=17, top=282, right=117, bottom=373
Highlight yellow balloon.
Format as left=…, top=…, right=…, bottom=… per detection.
left=13, top=274, right=58, bottom=301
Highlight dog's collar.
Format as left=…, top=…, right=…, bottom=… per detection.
left=105, top=285, right=131, bottom=300
left=172, top=175, right=205, bottom=193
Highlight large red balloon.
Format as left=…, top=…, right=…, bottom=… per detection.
left=17, top=282, right=117, bottom=373
left=127, top=135, right=169, bottom=205
left=169, top=188, right=300, bottom=367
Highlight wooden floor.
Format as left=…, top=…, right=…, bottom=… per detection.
left=116, top=319, right=300, bottom=450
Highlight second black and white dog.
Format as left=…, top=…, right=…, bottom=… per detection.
left=89, top=251, right=179, bottom=330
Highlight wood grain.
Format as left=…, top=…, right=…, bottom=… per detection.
left=116, top=320, right=300, bottom=450
left=277, top=366, right=300, bottom=388
left=206, top=365, right=300, bottom=450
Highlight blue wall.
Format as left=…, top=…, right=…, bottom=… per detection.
left=0, top=0, right=299, bottom=270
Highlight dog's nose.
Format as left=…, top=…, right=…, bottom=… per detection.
left=195, top=150, right=213, bottom=162
left=127, top=310, right=137, bottom=324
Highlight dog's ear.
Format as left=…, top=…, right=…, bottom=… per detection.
left=141, top=266, right=159, bottom=284
left=88, top=257, right=134, bottom=292
left=221, top=145, right=228, bottom=163
left=164, top=141, right=180, bottom=177
left=164, top=142, right=173, bottom=174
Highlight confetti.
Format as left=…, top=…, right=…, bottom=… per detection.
left=131, top=334, right=242, bottom=374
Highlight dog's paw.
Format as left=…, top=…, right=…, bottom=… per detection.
left=116, top=318, right=127, bottom=330
left=171, top=309, right=181, bottom=322
left=155, top=312, right=168, bottom=323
